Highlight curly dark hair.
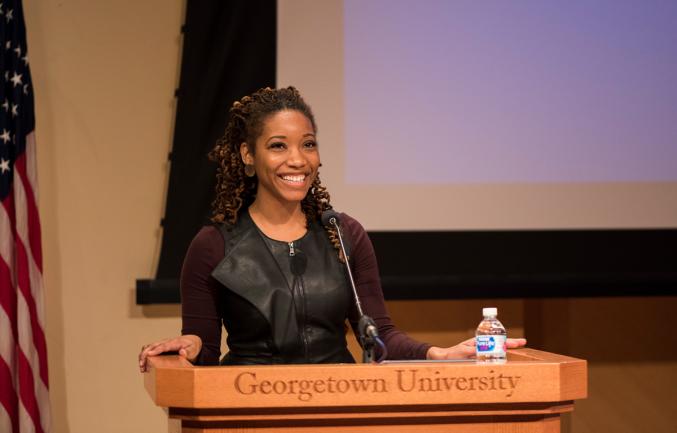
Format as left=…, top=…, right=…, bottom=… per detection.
left=208, top=86, right=345, bottom=261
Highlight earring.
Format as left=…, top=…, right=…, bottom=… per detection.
left=244, top=164, right=256, bottom=177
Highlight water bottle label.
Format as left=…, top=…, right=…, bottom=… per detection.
left=476, top=335, right=506, bottom=355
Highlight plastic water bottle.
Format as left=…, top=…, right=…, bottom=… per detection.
left=475, top=307, right=507, bottom=362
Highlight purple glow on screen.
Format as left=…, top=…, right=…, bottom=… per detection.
left=344, top=0, right=677, bottom=184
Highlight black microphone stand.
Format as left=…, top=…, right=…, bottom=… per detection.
left=327, top=214, right=378, bottom=363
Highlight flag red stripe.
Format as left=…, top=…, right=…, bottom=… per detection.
left=0, top=259, right=17, bottom=339
left=14, top=238, right=48, bottom=387
left=0, top=358, right=19, bottom=433
left=14, top=153, right=43, bottom=270
left=17, top=350, right=44, bottom=433
left=1, top=194, right=16, bottom=236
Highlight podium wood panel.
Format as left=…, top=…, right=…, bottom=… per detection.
left=144, top=348, right=586, bottom=433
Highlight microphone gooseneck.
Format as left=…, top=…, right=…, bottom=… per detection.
left=321, top=210, right=386, bottom=363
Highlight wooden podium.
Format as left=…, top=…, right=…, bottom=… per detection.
left=144, top=348, right=586, bottom=433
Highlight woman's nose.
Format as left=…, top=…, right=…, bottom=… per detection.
left=286, top=146, right=307, bottom=167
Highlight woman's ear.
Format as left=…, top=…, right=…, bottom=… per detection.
left=240, top=142, right=253, bottom=165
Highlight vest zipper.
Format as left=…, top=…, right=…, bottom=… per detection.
left=288, top=241, right=295, bottom=256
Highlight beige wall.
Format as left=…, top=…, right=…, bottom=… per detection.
left=23, top=1, right=677, bottom=433
left=24, top=0, right=185, bottom=432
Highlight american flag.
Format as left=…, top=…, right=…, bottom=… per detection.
left=0, top=1, right=51, bottom=433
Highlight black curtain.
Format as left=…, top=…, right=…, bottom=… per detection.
left=155, top=0, right=276, bottom=279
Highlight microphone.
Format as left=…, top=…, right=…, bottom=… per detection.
left=321, top=210, right=383, bottom=362
left=320, top=209, right=340, bottom=228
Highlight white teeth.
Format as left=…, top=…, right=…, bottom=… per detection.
left=281, top=174, right=305, bottom=182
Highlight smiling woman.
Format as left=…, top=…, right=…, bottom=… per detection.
left=137, top=86, right=526, bottom=369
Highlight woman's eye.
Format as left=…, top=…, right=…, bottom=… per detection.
left=304, top=141, right=317, bottom=149
left=269, top=142, right=286, bottom=150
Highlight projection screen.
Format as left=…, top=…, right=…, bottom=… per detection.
left=278, top=0, right=677, bottom=231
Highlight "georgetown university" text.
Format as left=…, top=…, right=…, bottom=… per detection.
left=234, top=369, right=521, bottom=402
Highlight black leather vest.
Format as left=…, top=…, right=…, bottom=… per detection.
left=211, top=212, right=355, bottom=365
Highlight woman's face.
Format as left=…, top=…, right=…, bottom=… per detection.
left=241, top=110, right=320, bottom=207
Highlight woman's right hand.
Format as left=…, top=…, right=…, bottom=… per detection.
left=138, top=334, right=202, bottom=372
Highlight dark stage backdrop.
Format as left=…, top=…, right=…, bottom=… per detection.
left=136, top=1, right=676, bottom=304
left=155, top=0, right=276, bottom=280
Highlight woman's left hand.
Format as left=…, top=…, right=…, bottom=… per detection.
left=426, top=337, right=527, bottom=360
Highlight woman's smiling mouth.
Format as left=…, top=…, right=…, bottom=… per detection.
left=279, top=174, right=307, bottom=185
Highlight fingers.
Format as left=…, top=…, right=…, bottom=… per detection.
left=138, top=343, right=153, bottom=372
left=138, top=336, right=203, bottom=372
left=505, top=338, right=527, bottom=348
left=139, top=342, right=166, bottom=372
left=139, top=342, right=161, bottom=373
left=138, top=338, right=187, bottom=373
